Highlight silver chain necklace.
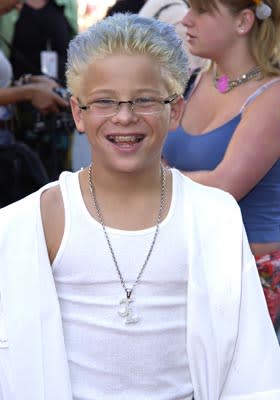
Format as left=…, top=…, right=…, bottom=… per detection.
left=88, top=163, right=166, bottom=324
left=213, top=65, right=262, bottom=93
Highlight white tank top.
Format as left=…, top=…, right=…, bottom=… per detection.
left=53, top=169, right=193, bottom=400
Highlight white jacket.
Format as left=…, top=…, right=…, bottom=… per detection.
left=0, top=172, right=279, bottom=400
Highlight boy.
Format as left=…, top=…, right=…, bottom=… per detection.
left=0, top=13, right=279, bottom=400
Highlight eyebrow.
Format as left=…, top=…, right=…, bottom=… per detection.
left=86, top=88, right=165, bottom=97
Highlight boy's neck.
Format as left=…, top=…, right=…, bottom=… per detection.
left=85, top=163, right=163, bottom=193
left=79, top=165, right=172, bottom=231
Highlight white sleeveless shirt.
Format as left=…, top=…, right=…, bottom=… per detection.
left=53, top=169, right=193, bottom=400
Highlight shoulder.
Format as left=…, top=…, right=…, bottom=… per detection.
left=0, top=186, right=44, bottom=247
left=40, top=171, right=72, bottom=230
left=0, top=184, right=45, bottom=222
left=174, top=171, right=247, bottom=260
left=174, top=168, right=235, bottom=199
left=40, top=171, right=78, bottom=263
left=0, top=192, right=36, bottom=229
left=0, top=178, right=59, bottom=232
left=261, top=78, right=280, bottom=105
left=173, top=168, right=241, bottom=219
left=40, top=184, right=63, bottom=217
left=244, top=77, right=280, bottom=109
left=41, top=186, right=63, bottom=264
left=241, top=77, right=280, bottom=139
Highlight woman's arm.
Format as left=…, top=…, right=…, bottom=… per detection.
left=182, top=81, right=280, bottom=200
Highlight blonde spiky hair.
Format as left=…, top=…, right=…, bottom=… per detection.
left=66, top=13, right=189, bottom=97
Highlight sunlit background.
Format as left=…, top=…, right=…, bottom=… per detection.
left=78, top=0, right=117, bottom=31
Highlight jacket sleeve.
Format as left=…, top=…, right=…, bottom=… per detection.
left=221, top=230, right=280, bottom=399
left=185, top=178, right=280, bottom=400
left=0, top=293, right=14, bottom=400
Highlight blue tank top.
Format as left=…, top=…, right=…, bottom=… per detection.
left=163, top=79, right=280, bottom=243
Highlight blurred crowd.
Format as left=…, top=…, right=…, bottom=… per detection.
left=0, top=0, right=77, bottom=206
left=78, top=0, right=115, bottom=31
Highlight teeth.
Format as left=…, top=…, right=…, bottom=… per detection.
left=115, top=135, right=136, bottom=142
left=108, top=135, right=143, bottom=143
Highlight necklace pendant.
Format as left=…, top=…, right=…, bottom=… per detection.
left=119, top=297, right=139, bottom=324
left=216, top=75, right=229, bottom=93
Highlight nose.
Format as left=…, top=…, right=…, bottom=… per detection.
left=182, top=8, right=193, bottom=27
left=111, top=102, right=138, bottom=125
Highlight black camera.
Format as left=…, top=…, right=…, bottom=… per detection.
left=30, top=87, right=74, bottom=134
left=53, top=86, right=72, bottom=102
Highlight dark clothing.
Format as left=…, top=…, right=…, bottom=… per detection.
left=9, top=1, right=74, bottom=179
left=11, top=0, right=73, bottom=84
left=106, top=0, right=146, bottom=16
left=0, top=142, right=49, bottom=208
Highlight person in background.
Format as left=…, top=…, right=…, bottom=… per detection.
left=0, top=0, right=78, bottom=178
left=0, top=0, right=70, bottom=207
left=0, top=0, right=77, bottom=83
left=0, top=0, right=70, bottom=142
left=0, top=12, right=280, bottom=400
left=163, top=0, right=280, bottom=340
left=0, top=0, right=68, bottom=121
left=139, top=0, right=205, bottom=72
left=0, top=72, right=69, bottom=119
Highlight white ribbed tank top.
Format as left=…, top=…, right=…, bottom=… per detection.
left=53, top=169, right=193, bottom=400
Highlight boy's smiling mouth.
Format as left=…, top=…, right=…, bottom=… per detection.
left=107, top=134, right=145, bottom=144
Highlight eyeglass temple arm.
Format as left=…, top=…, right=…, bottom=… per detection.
left=163, top=94, right=178, bottom=104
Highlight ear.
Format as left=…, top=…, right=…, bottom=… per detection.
left=169, top=95, right=185, bottom=131
left=70, top=96, right=86, bottom=133
left=236, top=8, right=255, bottom=35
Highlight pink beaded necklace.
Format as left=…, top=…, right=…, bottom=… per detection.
left=213, top=65, right=262, bottom=93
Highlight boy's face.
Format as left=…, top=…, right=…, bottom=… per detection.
left=71, top=54, right=183, bottom=174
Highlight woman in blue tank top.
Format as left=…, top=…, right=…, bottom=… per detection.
left=163, top=0, right=280, bottom=340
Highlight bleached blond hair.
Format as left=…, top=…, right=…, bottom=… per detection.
left=66, top=13, right=189, bottom=97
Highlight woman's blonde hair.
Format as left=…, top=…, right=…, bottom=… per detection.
left=66, top=13, right=189, bottom=97
left=188, top=0, right=280, bottom=76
